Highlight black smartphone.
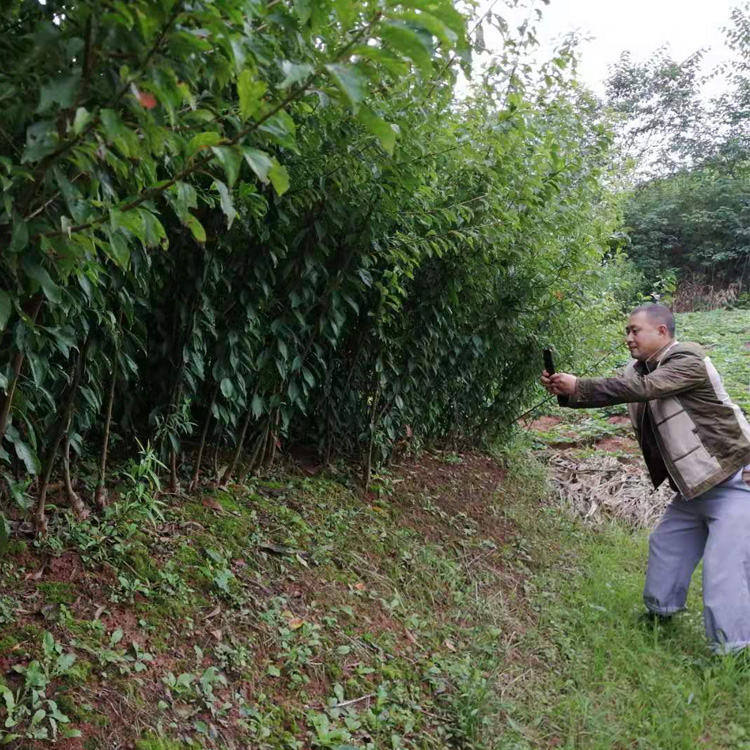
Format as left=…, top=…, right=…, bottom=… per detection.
left=543, top=348, right=555, bottom=376
left=543, top=348, right=564, bottom=405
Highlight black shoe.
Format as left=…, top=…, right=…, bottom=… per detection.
left=639, top=610, right=674, bottom=626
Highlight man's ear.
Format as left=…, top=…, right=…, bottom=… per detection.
left=657, top=324, right=669, bottom=337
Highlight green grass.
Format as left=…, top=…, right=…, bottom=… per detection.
left=499, top=501, right=750, bottom=750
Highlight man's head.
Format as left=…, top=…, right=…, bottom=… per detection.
left=626, top=304, right=676, bottom=362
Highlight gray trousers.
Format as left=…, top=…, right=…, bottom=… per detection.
left=644, top=467, right=750, bottom=653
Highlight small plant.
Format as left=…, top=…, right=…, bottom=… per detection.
left=0, top=632, right=80, bottom=742
left=0, top=594, right=17, bottom=625
left=198, top=548, right=237, bottom=599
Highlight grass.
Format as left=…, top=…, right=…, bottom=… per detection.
left=499, top=499, right=750, bottom=750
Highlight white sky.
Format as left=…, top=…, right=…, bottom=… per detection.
left=485, top=0, right=742, bottom=96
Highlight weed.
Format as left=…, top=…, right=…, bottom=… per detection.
left=0, top=632, right=80, bottom=742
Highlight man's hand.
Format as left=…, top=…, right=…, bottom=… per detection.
left=541, top=371, right=578, bottom=396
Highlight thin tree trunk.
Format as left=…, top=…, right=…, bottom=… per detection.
left=189, top=385, right=218, bottom=492
left=0, top=298, right=43, bottom=444
left=226, top=406, right=253, bottom=483
left=169, top=449, right=179, bottom=494
left=94, top=368, right=117, bottom=511
left=35, top=334, right=91, bottom=535
left=239, top=424, right=267, bottom=483
left=62, top=419, right=88, bottom=519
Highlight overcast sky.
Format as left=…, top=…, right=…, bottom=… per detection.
left=484, top=0, right=741, bottom=96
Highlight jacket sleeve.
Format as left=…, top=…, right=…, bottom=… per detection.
left=565, top=351, right=707, bottom=408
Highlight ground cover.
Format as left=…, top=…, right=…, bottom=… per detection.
left=0, top=448, right=545, bottom=750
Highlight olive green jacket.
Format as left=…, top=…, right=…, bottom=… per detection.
left=563, top=341, right=750, bottom=499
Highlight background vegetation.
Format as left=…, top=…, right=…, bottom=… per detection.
left=607, top=5, right=750, bottom=305
left=1, top=0, right=627, bottom=534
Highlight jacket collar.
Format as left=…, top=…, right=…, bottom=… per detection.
left=638, top=339, right=679, bottom=374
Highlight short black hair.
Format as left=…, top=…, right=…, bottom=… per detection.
left=630, top=304, right=676, bottom=336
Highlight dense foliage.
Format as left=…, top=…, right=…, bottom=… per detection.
left=608, top=7, right=750, bottom=292
left=0, top=0, right=621, bottom=533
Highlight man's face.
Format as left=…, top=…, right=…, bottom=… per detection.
left=625, top=311, right=671, bottom=361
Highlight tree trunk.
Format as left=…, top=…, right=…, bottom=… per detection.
left=94, top=369, right=117, bottom=511
left=35, top=334, right=91, bottom=535
left=238, top=424, right=267, bottom=483
left=62, top=419, right=88, bottom=519
left=226, top=406, right=253, bottom=483
left=168, top=449, right=179, bottom=494
left=189, top=385, right=218, bottom=492
left=0, top=298, right=44, bottom=445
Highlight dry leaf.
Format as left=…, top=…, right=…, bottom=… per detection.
left=202, top=497, right=225, bottom=513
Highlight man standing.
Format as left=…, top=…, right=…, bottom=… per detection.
left=542, top=304, right=750, bottom=653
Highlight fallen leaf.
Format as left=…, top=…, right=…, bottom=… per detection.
left=288, top=618, right=304, bottom=630
left=354, top=582, right=366, bottom=591
left=202, top=497, right=225, bottom=513
left=444, top=639, right=457, bottom=652
left=206, top=606, right=221, bottom=620
left=210, top=629, right=222, bottom=641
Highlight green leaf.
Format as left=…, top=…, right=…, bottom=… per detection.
left=213, top=180, right=237, bottom=229
left=185, top=214, right=206, bottom=243
left=293, top=0, right=312, bottom=24
left=110, top=208, right=145, bottom=240
left=333, top=0, right=356, bottom=30
left=220, top=378, right=235, bottom=399
left=251, top=394, right=263, bottom=418
left=392, top=10, right=457, bottom=45
left=186, top=131, right=223, bottom=158
left=167, top=182, right=198, bottom=221
left=259, top=111, right=297, bottom=151
left=243, top=147, right=274, bottom=183
left=9, top=216, right=29, bottom=253
left=100, top=108, right=138, bottom=157
left=268, top=160, right=290, bottom=196
left=37, top=74, right=80, bottom=113
left=379, top=23, right=434, bottom=75
left=358, top=107, right=397, bottom=155
left=0, top=291, right=11, bottom=331
left=0, top=513, right=8, bottom=557
left=13, top=440, right=40, bottom=475
left=107, top=230, right=132, bottom=270
left=394, top=0, right=466, bottom=39
left=25, top=264, right=62, bottom=304
left=325, top=63, right=368, bottom=109
left=72, top=106, right=92, bottom=135
left=211, top=145, right=243, bottom=186
left=350, top=44, right=409, bottom=77
left=279, top=61, right=314, bottom=89
left=237, top=72, right=267, bottom=121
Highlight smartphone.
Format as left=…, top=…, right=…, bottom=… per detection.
left=543, top=348, right=555, bottom=376
left=543, top=349, right=565, bottom=405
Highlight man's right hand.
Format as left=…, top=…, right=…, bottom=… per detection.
left=541, top=371, right=578, bottom=396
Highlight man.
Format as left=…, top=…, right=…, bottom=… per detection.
left=541, top=304, right=750, bottom=653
